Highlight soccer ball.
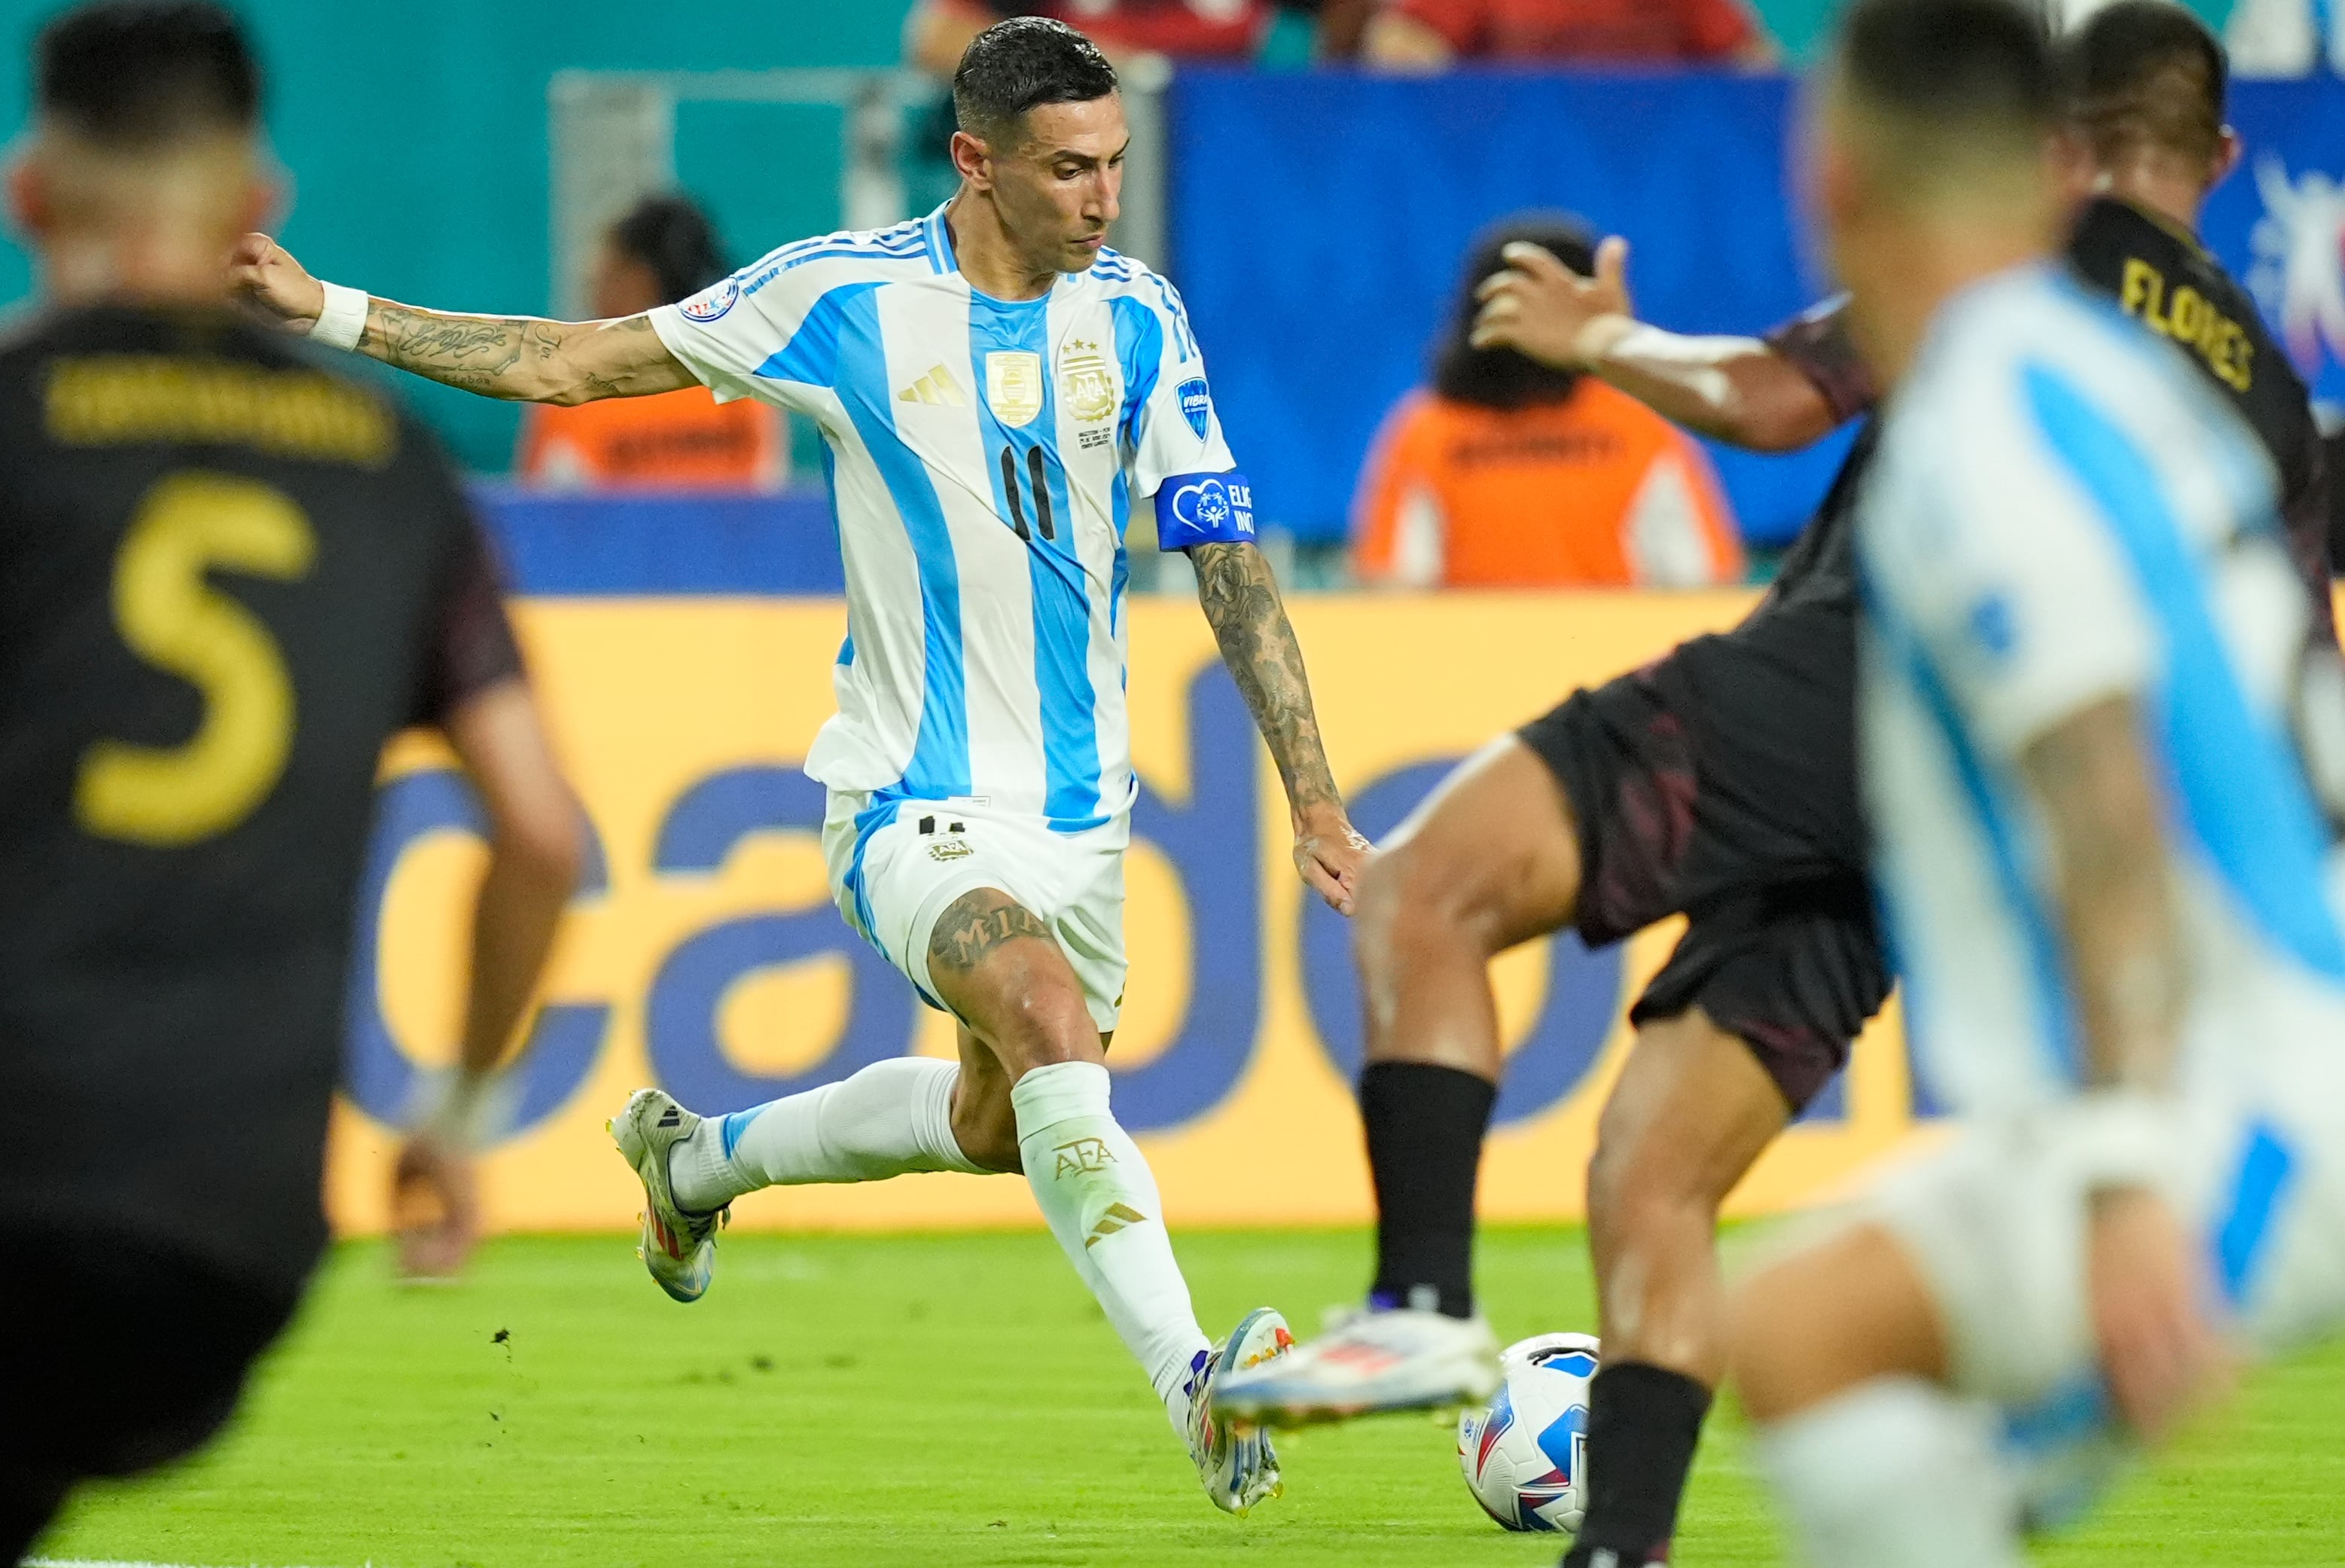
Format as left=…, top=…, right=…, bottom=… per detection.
left=1456, top=1332, right=1599, bottom=1533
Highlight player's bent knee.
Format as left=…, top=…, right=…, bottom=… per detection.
left=947, top=1094, right=1024, bottom=1174
left=1588, top=1100, right=1712, bottom=1219
left=1352, top=834, right=1496, bottom=963
left=965, top=966, right=1105, bottom=1079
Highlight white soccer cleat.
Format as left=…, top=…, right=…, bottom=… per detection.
left=1209, top=1304, right=1500, bottom=1427
left=1185, top=1306, right=1297, bottom=1515
left=608, top=1087, right=728, bottom=1304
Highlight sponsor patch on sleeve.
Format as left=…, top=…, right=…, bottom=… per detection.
left=1154, top=470, right=1255, bottom=549
left=678, top=276, right=742, bottom=323
left=1176, top=377, right=1212, bottom=441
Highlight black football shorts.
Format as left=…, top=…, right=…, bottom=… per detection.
left=1517, top=657, right=1891, bottom=1111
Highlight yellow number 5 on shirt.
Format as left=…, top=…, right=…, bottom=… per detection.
left=77, top=471, right=316, bottom=847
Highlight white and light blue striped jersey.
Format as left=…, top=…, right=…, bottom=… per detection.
left=648, top=203, right=1246, bottom=831
left=1858, top=264, right=2345, bottom=1118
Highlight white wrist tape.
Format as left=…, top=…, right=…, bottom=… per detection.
left=407, top=1067, right=516, bottom=1153
left=308, top=280, right=370, bottom=352
left=2061, top=1090, right=2176, bottom=1191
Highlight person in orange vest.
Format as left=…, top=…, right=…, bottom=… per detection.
left=516, top=195, right=786, bottom=490
left=1352, top=215, right=1743, bottom=589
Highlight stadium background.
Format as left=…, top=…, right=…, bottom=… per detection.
left=3, top=0, right=2339, bottom=1240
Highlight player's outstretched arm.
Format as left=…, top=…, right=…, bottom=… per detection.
left=230, top=233, right=696, bottom=404
left=2018, top=694, right=2230, bottom=1441
left=2018, top=694, right=2185, bottom=1093
left=1470, top=238, right=1840, bottom=453
left=1188, top=540, right=1369, bottom=914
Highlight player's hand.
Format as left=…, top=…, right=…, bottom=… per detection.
left=1294, top=804, right=1371, bottom=916
left=2087, top=1185, right=2234, bottom=1444
left=390, top=1130, right=482, bottom=1280
left=228, top=232, right=326, bottom=333
left=1470, top=236, right=1636, bottom=370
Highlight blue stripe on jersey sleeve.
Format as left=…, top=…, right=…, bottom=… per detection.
left=2021, top=361, right=2345, bottom=981
left=755, top=282, right=884, bottom=389
left=781, top=246, right=927, bottom=273
left=925, top=206, right=958, bottom=275
left=1111, top=296, right=1163, bottom=454
left=820, top=286, right=971, bottom=802
left=966, top=295, right=1103, bottom=831
left=1147, top=273, right=1197, bottom=362
left=1863, top=569, right=2084, bottom=1086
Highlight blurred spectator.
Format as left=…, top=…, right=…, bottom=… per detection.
left=2225, top=0, right=2345, bottom=75
left=516, top=196, right=785, bottom=491
left=906, top=0, right=1372, bottom=74
left=1352, top=217, right=1743, bottom=590
left=1363, top=0, right=1776, bottom=69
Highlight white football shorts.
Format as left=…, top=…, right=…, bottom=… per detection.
left=821, top=790, right=1129, bottom=1033
left=1865, top=1051, right=2345, bottom=1523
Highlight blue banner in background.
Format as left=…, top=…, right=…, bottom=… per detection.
left=1168, top=68, right=1853, bottom=548
left=1171, top=71, right=2345, bottom=550
left=473, top=485, right=844, bottom=596
left=2205, top=81, right=2345, bottom=414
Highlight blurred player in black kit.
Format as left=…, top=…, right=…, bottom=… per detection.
left=1216, top=5, right=2334, bottom=1567
left=0, top=5, right=584, bottom=1557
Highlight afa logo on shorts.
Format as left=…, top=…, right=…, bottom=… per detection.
left=679, top=276, right=741, bottom=323
left=1177, top=377, right=1212, bottom=441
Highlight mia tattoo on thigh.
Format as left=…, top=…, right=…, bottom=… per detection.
left=928, top=890, right=1056, bottom=977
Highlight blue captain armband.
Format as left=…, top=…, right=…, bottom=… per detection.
left=1154, top=471, right=1256, bottom=549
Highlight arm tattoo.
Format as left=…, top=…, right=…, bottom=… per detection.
left=363, top=305, right=541, bottom=398
left=1189, top=541, right=1342, bottom=818
left=2021, top=698, right=2186, bottom=1091
left=927, top=889, right=1058, bottom=978
left=360, top=306, right=669, bottom=402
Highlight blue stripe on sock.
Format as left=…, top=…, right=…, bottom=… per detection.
left=720, top=1106, right=766, bottom=1161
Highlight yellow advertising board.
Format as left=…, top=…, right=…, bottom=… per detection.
left=329, top=591, right=1924, bottom=1239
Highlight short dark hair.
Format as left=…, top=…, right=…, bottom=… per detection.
left=1834, top=0, right=2058, bottom=195
left=1434, top=215, right=1596, bottom=410
left=952, top=17, right=1118, bottom=145
left=36, top=1, right=260, bottom=148
left=608, top=194, right=730, bottom=307
left=2060, top=0, right=2227, bottom=169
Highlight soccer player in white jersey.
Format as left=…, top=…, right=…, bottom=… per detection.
left=230, top=17, right=1368, bottom=1516
left=1724, top=4, right=2345, bottom=1566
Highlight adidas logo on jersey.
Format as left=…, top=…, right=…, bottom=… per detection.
left=898, top=366, right=966, bottom=407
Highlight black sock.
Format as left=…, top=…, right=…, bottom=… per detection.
left=1560, top=1362, right=1714, bottom=1568
left=1359, top=1060, right=1495, bottom=1319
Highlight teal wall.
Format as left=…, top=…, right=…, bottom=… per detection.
left=0, top=0, right=919, bottom=469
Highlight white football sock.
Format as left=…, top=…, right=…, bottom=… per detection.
left=1012, top=1059, right=1212, bottom=1435
left=669, top=1057, right=987, bottom=1212
left=1758, top=1377, right=2026, bottom=1568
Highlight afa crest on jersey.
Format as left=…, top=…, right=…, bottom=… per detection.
left=1059, top=338, right=1119, bottom=424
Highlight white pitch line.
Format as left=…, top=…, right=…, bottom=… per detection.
left=27, top=1558, right=366, bottom=1568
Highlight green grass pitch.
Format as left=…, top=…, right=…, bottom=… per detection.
left=38, top=1227, right=2345, bottom=1567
